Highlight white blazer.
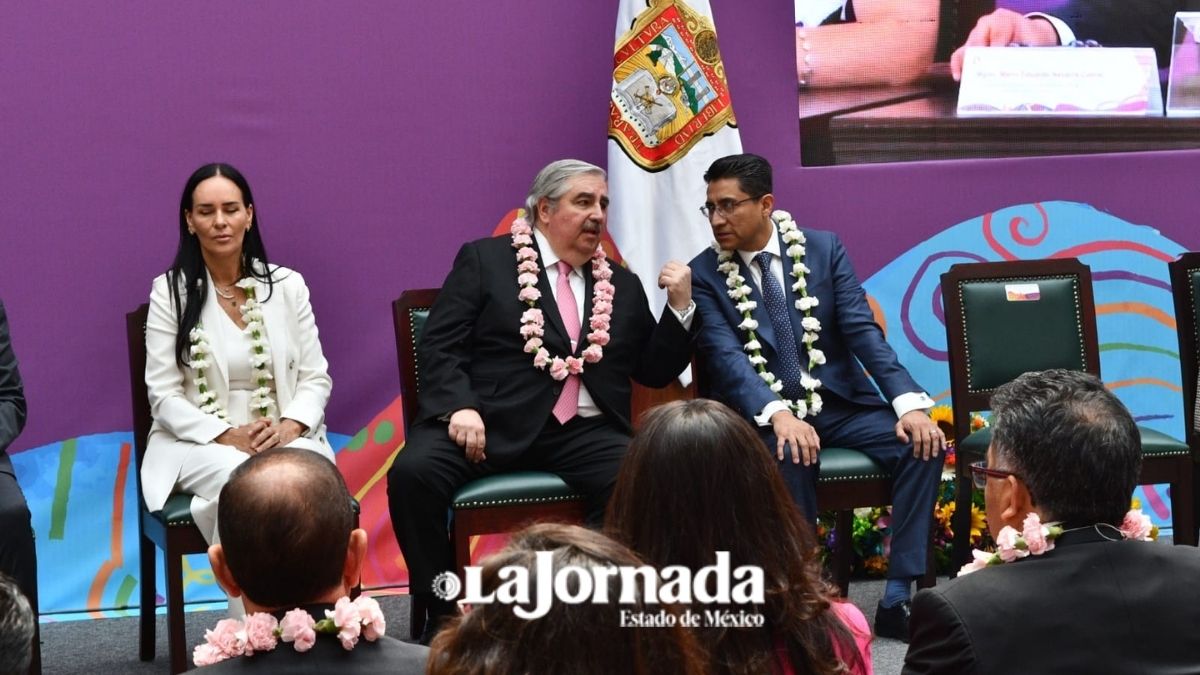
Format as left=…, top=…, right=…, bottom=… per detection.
left=141, top=264, right=333, bottom=512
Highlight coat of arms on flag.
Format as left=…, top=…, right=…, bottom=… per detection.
left=609, top=0, right=736, bottom=172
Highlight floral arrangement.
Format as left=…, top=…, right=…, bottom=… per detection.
left=193, top=596, right=386, bottom=666
left=816, top=405, right=991, bottom=576
left=511, top=213, right=613, bottom=379
left=714, top=210, right=823, bottom=418
left=817, top=476, right=992, bottom=577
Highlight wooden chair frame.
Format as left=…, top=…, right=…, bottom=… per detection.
left=127, top=304, right=209, bottom=675
left=391, top=289, right=586, bottom=638
left=1168, top=252, right=1200, bottom=545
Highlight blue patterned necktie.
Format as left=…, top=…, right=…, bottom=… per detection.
left=754, top=251, right=803, bottom=400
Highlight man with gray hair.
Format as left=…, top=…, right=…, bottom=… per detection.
left=904, top=369, right=1200, bottom=673
left=0, top=571, right=34, bottom=675
left=387, top=159, right=695, bottom=642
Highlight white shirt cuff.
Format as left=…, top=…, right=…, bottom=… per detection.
left=670, top=300, right=696, bottom=330
left=1027, top=12, right=1072, bottom=45
left=893, top=392, right=935, bottom=420
left=755, top=399, right=792, bottom=427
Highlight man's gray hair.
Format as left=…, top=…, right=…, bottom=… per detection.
left=524, top=159, right=606, bottom=224
left=0, top=572, right=34, bottom=675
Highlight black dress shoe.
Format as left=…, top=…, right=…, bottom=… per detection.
left=874, top=600, right=911, bottom=642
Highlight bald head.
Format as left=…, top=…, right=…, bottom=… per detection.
left=217, top=448, right=354, bottom=608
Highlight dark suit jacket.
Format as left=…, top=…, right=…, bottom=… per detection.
left=689, top=228, right=919, bottom=420
left=904, top=529, right=1200, bottom=674
left=1053, top=0, right=1200, bottom=66
left=0, top=300, right=27, bottom=476
left=197, top=604, right=429, bottom=674
left=416, top=235, right=692, bottom=463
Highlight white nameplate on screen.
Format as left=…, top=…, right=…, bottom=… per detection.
left=1166, top=12, right=1200, bottom=117
left=1004, top=284, right=1041, bottom=302
left=958, top=47, right=1162, bottom=116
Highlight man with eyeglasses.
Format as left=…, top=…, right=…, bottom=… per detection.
left=688, top=153, right=944, bottom=641
left=904, top=369, right=1200, bottom=674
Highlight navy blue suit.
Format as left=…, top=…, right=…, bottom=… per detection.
left=1049, top=0, right=1200, bottom=67
left=690, top=227, right=941, bottom=579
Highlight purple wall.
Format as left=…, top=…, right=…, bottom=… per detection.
left=2, top=0, right=1198, bottom=451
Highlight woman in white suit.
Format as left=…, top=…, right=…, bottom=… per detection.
left=143, top=163, right=333, bottom=548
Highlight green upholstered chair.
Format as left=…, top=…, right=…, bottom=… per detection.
left=815, top=448, right=937, bottom=596
left=127, top=304, right=209, bottom=675
left=1168, top=252, right=1200, bottom=545
left=691, top=359, right=935, bottom=597
left=940, top=258, right=1194, bottom=572
left=391, top=289, right=587, bottom=639
left=128, top=305, right=362, bottom=673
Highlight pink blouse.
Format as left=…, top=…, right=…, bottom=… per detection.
left=773, top=600, right=874, bottom=675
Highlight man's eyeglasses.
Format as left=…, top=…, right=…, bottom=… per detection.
left=969, top=461, right=1019, bottom=490
left=699, top=196, right=759, bottom=219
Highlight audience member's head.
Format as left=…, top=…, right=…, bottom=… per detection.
left=986, top=369, right=1141, bottom=531
left=427, top=523, right=706, bottom=675
left=606, top=399, right=858, bottom=675
left=209, top=448, right=366, bottom=612
left=0, top=571, right=34, bottom=675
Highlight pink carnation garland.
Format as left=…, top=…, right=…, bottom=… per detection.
left=193, top=596, right=387, bottom=666
left=511, top=216, right=613, bottom=378
left=958, top=508, right=1157, bottom=576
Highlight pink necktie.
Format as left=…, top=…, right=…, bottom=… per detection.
left=552, top=260, right=581, bottom=424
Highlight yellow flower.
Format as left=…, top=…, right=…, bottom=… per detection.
left=1131, top=497, right=1142, bottom=510
left=970, top=413, right=989, bottom=431
left=969, top=504, right=987, bottom=543
left=935, top=500, right=955, bottom=527
left=863, top=555, right=888, bottom=575
left=929, top=405, right=954, bottom=436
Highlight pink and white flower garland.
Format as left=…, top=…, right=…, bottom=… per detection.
left=715, top=210, right=823, bottom=419
left=511, top=215, right=613, bottom=379
left=193, top=595, right=387, bottom=666
left=958, top=508, right=1157, bottom=576
left=187, top=279, right=276, bottom=421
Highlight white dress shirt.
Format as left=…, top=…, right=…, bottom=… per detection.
left=534, top=229, right=694, bottom=418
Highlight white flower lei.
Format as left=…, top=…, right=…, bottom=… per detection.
left=716, top=210, right=824, bottom=419
left=187, top=278, right=276, bottom=421
left=511, top=214, right=614, bottom=380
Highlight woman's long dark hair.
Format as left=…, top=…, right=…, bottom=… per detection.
left=427, top=523, right=707, bottom=675
left=606, top=399, right=863, bottom=675
left=168, top=163, right=274, bottom=367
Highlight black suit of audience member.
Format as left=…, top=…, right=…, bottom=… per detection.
left=0, top=300, right=36, bottom=626
left=903, top=370, right=1200, bottom=674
